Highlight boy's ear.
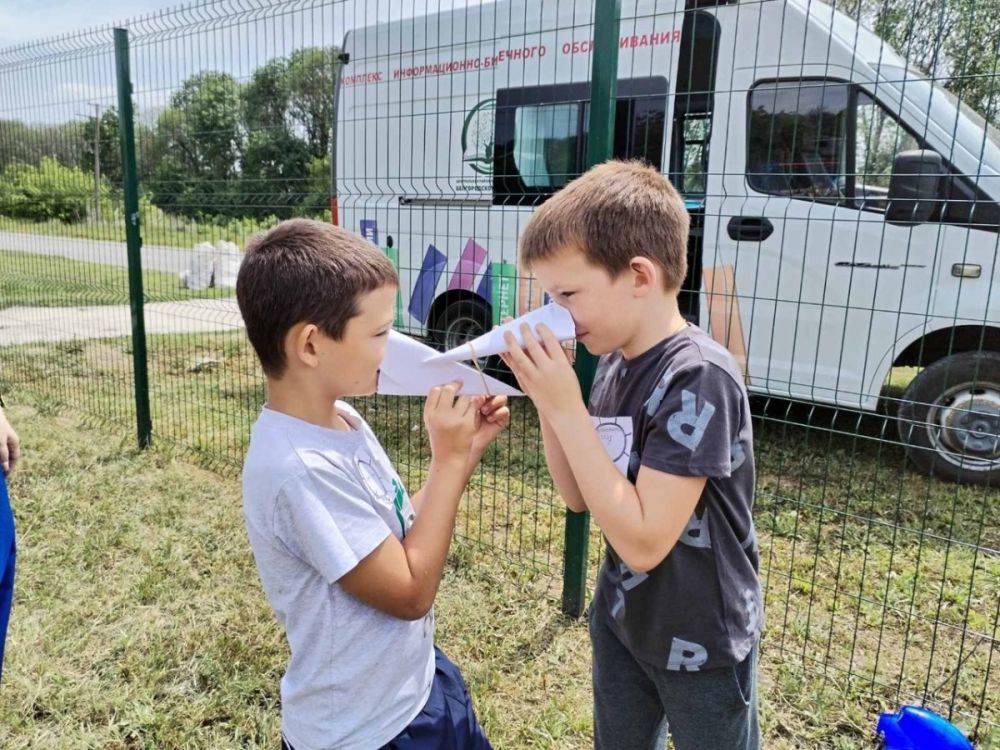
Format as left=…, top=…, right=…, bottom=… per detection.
left=287, top=322, right=322, bottom=368
left=628, top=256, right=659, bottom=297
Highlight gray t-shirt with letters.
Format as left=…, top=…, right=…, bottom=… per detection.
left=589, top=324, right=762, bottom=671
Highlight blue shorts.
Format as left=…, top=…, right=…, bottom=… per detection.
left=281, top=648, right=492, bottom=750
left=0, top=472, right=15, bottom=683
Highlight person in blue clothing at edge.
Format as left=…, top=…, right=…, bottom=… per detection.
left=0, top=391, right=21, bottom=682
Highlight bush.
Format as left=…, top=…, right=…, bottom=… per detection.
left=0, top=157, right=100, bottom=223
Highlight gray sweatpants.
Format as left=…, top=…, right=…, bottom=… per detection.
left=589, top=604, right=760, bottom=750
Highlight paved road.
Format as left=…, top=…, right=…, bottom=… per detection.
left=0, top=298, right=243, bottom=346
left=0, top=230, right=214, bottom=275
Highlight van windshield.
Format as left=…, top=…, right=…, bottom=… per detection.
left=878, top=64, right=1000, bottom=150
left=938, top=84, right=1000, bottom=150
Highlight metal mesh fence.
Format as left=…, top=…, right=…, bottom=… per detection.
left=0, top=0, right=996, bottom=744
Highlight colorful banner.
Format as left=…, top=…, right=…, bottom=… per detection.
left=409, top=244, right=448, bottom=324
left=477, top=263, right=493, bottom=304
left=384, top=246, right=405, bottom=328
left=360, top=218, right=379, bottom=245
left=491, top=261, right=518, bottom=325
left=448, top=238, right=488, bottom=291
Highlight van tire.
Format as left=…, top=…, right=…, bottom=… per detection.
left=429, top=298, right=491, bottom=352
left=896, top=351, right=1000, bottom=486
left=428, top=297, right=512, bottom=383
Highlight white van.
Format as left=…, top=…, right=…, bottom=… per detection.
left=334, top=0, right=1000, bottom=484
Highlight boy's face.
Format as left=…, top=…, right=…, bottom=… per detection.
left=530, top=245, right=644, bottom=357
left=313, top=284, right=397, bottom=397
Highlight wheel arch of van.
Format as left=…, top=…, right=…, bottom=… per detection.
left=867, top=322, right=1000, bottom=397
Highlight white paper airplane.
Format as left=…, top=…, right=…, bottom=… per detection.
left=377, top=330, right=522, bottom=397
left=423, top=303, right=576, bottom=363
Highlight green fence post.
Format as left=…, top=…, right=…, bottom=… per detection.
left=114, top=27, right=152, bottom=449
left=562, top=0, right=621, bottom=618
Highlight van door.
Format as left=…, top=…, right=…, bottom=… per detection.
left=703, top=2, right=938, bottom=409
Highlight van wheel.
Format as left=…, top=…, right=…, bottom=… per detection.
left=896, top=351, right=1000, bottom=485
left=430, top=298, right=491, bottom=354
left=428, top=298, right=510, bottom=382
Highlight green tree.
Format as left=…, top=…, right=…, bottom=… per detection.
left=287, top=47, right=339, bottom=158
left=0, top=119, right=89, bottom=171
left=242, top=58, right=292, bottom=131
left=150, top=71, right=244, bottom=218
left=943, top=0, right=1000, bottom=123
left=0, top=157, right=96, bottom=222
left=241, top=128, right=313, bottom=219
left=80, top=107, right=123, bottom=188
left=837, top=0, right=1000, bottom=124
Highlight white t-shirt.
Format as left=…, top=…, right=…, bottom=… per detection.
left=242, top=402, right=434, bottom=750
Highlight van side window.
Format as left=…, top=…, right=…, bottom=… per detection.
left=670, top=10, right=721, bottom=197
left=513, top=103, right=582, bottom=190
left=855, top=91, right=920, bottom=212
left=494, top=77, right=667, bottom=205
left=748, top=79, right=1000, bottom=230
left=855, top=90, right=999, bottom=228
left=747, top=80, right=850, bottom=202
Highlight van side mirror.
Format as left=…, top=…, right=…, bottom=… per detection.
left=886, top=150, right=945, bottom=225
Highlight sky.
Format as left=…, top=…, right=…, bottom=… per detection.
left=0, top=0, right=482, bottom=124
left=0, top=0, right=479, bottom=49
left=0, top=1, right=178, bottom=48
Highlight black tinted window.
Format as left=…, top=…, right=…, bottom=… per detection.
left=747, top=81, right=850, bottom=201
left=494, top=78, right=667, bottom=205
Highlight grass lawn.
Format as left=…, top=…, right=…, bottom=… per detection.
left=0, top=331, right=996, bottom=748
left=0, top=249, right=229, bottom=310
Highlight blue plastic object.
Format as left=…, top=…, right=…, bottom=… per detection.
left=878, top=705, right=974, bottom=750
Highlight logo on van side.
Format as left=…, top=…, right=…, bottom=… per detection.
left=462, top=98, right=495, bottom=175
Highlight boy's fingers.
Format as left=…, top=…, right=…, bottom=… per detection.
left=480, top=394, right=502, bottom=412
left=503, top=332, right=532, bottom=372
left=428, top=385, right=442, bottom=410
left=536, top=324, right=562, bottom=357
left=503, top=331, right=528, bottom=366
left=482, top=394, right=508, bottom=414
left=519, top=323, right=546, bottom=362
left=488, top=406, right=510, bottom=425
left=441, top=381, right=461, bottom=407
left=482, top=404, right=506, bottom=422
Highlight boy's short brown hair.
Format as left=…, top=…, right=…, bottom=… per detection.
left=236, top=218, right=398, bottom=377
left=519, top=160, right=689, bottom=290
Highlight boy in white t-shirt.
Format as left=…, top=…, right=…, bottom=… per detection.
left=237, top=219, right=508, bottom=750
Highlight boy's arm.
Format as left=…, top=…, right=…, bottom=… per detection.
left=408, top=395, right=509, bottom=513
left=339, top=450, right=471, bottom=620
left=545, top=406, right=705, bottom=572
left=539, top=414, right=587, bottom=512
left=0, top=404, right=20, bottom=475
left=341, top=387, right=509, bottom=620
left=503, top=324, right=736, bottom=573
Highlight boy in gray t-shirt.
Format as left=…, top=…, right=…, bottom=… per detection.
left=501, top=161, right=761, bottom=750
left=236, top=219, right=508, bottom=750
